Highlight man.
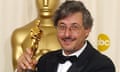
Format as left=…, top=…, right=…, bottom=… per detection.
left=17, top=1, right=115, bottom=72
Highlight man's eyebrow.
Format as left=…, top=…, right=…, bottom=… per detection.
left=58, top=22, right=65, bottom=25
left=71, top=23, right=80, bottom=25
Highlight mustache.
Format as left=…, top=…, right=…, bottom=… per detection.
left=62, top=37, right=75, bottom=41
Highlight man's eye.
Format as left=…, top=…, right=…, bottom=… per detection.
left=59, top=26, right=66, bottom=29
left=71, top=26, right=79, bottom=30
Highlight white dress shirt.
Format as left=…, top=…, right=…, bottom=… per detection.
left=57, top=41, right=87, bottom=72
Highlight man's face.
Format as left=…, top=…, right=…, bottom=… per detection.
left=57, top=12, right=91, bottom=55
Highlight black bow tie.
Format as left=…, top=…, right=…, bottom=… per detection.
left=58, top=54, right=78, bottom=64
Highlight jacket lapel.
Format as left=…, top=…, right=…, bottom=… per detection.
left=68, top=41, right=94, bottom=72
left=45, top=50, right=62, bottom=72
left=46, top=60, right=59, bottom=72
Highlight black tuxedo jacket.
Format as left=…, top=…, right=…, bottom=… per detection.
left=36, top=41, right=115, bottom=72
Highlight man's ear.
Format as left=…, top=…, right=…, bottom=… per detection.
left=85, top=28, right=91, bottom=37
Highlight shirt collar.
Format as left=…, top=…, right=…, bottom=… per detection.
left=62, top=41, right=87, bottom=57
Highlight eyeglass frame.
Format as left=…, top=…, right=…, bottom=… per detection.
left=56, top=23, right=84, bottom=33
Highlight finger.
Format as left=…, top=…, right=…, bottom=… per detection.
left=17, top=48, right=34, bottom=71
left=32, top=59, right=37, bottom=65
left=19, top=54, right=32, bottom=70
left=17, top=52, right=32, bottom=69
left=24, top=50, right=33, bottom=64
left=26, top=48, right=33, bottom=56
left=19, top=61, right=26, bottom=69
left=17, top=57, right=26, bottom=70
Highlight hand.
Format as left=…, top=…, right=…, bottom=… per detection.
left=17, top=48, right=37, bottom=72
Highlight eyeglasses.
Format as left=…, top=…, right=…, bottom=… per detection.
left=57, top=24, right=83, bottom=33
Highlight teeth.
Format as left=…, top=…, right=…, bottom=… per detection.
left=64, top=39, right=72, bottom=42
left=62, top=38, right=75, bottom=42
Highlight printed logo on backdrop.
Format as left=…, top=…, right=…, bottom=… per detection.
left=97, top=33, right=110, bottom=52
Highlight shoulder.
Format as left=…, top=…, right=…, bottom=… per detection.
left=86, top=41, right=114, bottom=64
left=37, top=49, right=61, bottom=63
left=36, top=49, right=61, bottom=67
left=39, top=49, right=62, bottom=60
left=91, top=50, right=115, bottom=66
left=88, top=43, right=114, bottom=66
left=84, top=41, right=115, bottom=71
left=87, top=43, right=115, bottom=71
left=89, top=51, right=115, bottom=72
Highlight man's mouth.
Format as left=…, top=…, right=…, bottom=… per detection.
left=62, top=37, right=75, bottom=44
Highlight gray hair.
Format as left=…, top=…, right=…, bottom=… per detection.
left=53, top=1, right=93, bottom=29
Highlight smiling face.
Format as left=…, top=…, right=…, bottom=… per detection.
left=57, top=12, right=91, bottom=55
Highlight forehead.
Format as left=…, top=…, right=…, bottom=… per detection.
left=58, top=12, right=83, bottom=25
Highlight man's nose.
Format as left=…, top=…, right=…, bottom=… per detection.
left=64, top=28, right=72, bottom=37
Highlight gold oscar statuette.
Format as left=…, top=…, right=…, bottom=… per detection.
left=24, top=21, right=42, bottom=72
left=11, top=0, right=60, bottom=70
